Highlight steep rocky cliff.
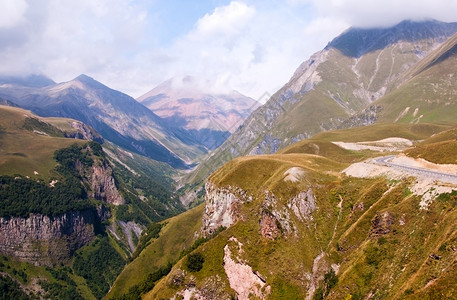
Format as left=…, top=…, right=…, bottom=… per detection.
left=0, top=208, right=106, bottom=266
left=0, top=141, right=122, bottom=266
left=202, top=180, right=316, bottom=239
left=202, top=182, right=251, bottom=236
left=87, top=162, right=125, bottom=206
left=65, top=121, right=104, bottom=143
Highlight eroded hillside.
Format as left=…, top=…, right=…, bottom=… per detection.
left=134, top=124, right=457, bottom=299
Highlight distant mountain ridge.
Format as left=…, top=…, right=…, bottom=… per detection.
left=0, top=74, right=205, bottom=168
left=138, top=76, right=260, bottom=150
left=327, top=19, right=457, bottom=58
left=0, top=74, right=56, bottom=88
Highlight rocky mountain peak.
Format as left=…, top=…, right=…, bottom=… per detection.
left=138, top=76, right=260, bottom=149
left=327, top=19, right=457, bottom=57
left=72, top=74, right=108, bottom=90
left=75, top=73, right=94, bottom=82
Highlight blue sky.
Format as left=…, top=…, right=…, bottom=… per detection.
left=1, top=0, right=457, bottom=100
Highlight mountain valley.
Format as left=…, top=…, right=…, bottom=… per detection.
left=2, top=18, right=457, bottom=299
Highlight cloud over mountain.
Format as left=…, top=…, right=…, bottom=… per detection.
left=1, top=0, right=457, bottom=100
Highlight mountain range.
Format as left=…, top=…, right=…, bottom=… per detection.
left=138, top=76, right=260, bottom=150
left=111, top=19, right=457, bottom=299
left=2, top=18, right=457, bottom=300
left=0, top=74, right=206, bottom=168
left=199, top=20, right=457, bottom=164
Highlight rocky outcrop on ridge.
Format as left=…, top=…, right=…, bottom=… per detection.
left=202, top=182, right=251, bottom=236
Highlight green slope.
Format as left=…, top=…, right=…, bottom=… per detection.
left=0, top=105, right=86, bottom=179
left=106, top=204, right=204, bottom=298
left=139, top=124, right=457, bottom=299
left=183, top=22, right=457, bottom=199
left=375, top=32, right=457, bottom=125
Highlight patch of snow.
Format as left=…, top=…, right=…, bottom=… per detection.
left=33, top=130, right=49, bottom=136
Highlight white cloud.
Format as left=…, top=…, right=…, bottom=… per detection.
left=1, top=0, right=457, bottom=101
left=0, top=0, right=28, bottom=28
left=305, top=0, right=457, bottom=27
left=193, top=1, right=255, bottom=38
left=0, top=0, right=153, bottom=84
left=154, top=1, right=319, bottom=100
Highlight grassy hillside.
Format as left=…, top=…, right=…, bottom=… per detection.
left=0, top=105, right=86, bottom=179
left=138, top=123, right=457, bottom=299
left=405, top=126, right=457, bottom=164
left=375, top=33, right=457, bottom=125
left=0, top=105, right=189, bottom=299
left=106, top=204, right=204, bottom=298
left=311, top=123, right=449, bottom=142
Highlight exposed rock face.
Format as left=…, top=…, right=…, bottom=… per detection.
left=174, top=274, right=230, bottom=300
left=66, top=121, right=104, bottom=143
left=338, top=105, right=383, bottom=129
left=288, top=189, right=317, bottom=221
left=261, top=191, right=294, bottom=238
left=179, top=187, right=202, bottom=207
left=0, top=209, right=100, bottom=266
left=306, top=252, right=328, bottom=300
left=202, top=182, right=251, bottom=236
left=260, top=212, right=281, bottom=240
left=370, top=211, right=395, bottom=236
left=203, top=178, right=317, bottom=241
left=116, top=221, right=144, bottom=253
left=223, top=237, right=270, bottom=299
left=89, top=163, right=125, bottom=205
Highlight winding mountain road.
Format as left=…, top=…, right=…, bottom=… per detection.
left=373, top=155, right=457, bottom=181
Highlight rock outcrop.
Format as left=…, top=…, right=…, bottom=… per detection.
left=0, top=209, right=103, bottom=266
left=202, top=182, right=251, bottom=236
left=260, top=191, right=294, bottom=239
left=288, top=189, right=317, bottom=221
left=370, top=211, right=395, bottom=236
left=89, top=163, right=125, bottom=205
left=66, top=121, right=104, bottom=143
left=223, top=237, right=270, bottom=299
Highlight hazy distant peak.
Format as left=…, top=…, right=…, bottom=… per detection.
left=327, top=19, right=457, bottom=58
left=73, top=74, right=101, bottom=86
left=0, top=74, right=55, bottom=87
left=75, top=74, right=94, bottom=81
